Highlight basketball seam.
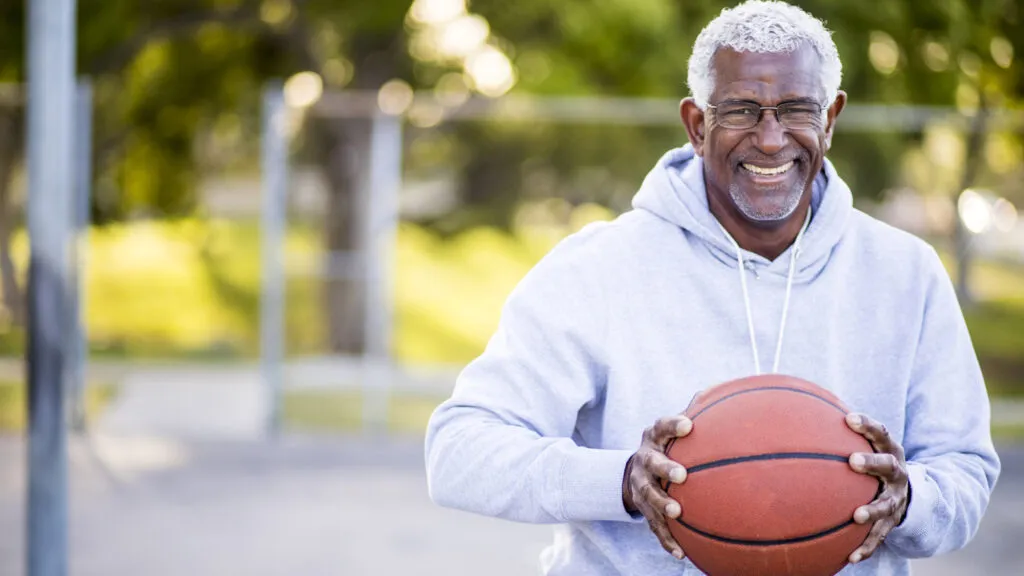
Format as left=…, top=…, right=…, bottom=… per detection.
left=685, top=452, right=850, bottom=474
left=674, top=517, right=857, bottom=546
left=690, top=386, right=847, bottom=420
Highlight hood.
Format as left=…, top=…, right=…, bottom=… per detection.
left=631, top=144, right=853, bottom=282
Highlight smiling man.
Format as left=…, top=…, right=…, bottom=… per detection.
left=425, top=2, right=1000, bottom=575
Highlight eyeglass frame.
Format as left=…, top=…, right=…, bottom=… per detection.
left=705, top=99, right=829, bottom=130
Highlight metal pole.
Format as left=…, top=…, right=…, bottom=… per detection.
left=26, top=0, right=76, bottom=574
left=362, top=112, right=402, bottom=432
left=66, top=80, right=92, bottom=433
left=261, top=84, right=287, bottom=436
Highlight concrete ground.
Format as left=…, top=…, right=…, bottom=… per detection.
left=1, top=434, right=1022, bottom=576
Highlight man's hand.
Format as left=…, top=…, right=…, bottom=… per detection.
left=623, top=415, right=692, bottom=560
left=845, top=412, right=910, bottom=564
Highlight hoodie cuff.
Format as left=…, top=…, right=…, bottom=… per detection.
left=560, top=448, right=642, bottom=523
left=886, top=462, right=933, bottom=550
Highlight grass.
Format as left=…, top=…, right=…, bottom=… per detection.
left=992, top=422, right=1024, bottom=442
left=0, top=380, right=119, bottom=432
left=933, top=249, right=1024, bottom=397
left=283, top=389, right=443, bottom=435
left=963, top=300, right=1024, bottom=397
left=0, top=215, right=1019, bottom=393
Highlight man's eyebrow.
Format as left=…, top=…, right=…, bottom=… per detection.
left=714, top=98, right=762, bottom=106
left=715, top=98, right=821, bottom=106
left=778, top=98, right=822, bottom=105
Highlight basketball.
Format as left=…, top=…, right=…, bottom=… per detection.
left=664, top=374, right=880, bottom=576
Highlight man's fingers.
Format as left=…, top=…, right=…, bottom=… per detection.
left=640, top=450, right=688, bottom=485
left=648, top=415, right=694, bottom=447
left=637, top=480, right=683, bottom=519
left=849, top=518, right=894, bottom=564
left=642, top=508, right=685, bottom=560
left=849, top=452, right=902, bottom=480
left=853, top=493, right=898, bottom=525
left=846, top=413, right=901, bottom=457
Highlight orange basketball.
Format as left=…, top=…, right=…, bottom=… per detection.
left=664, top=374, right=880, bottom=576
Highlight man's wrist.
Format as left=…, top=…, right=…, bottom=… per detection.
left=622, top=453, right=637, bottom=513
left=897, top=477, right=912, bottom=526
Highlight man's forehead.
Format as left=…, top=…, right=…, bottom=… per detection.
left=710, top=46, right=824, bottom=102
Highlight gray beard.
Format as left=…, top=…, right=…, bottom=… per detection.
left=729, top=180, right=804, bottom=222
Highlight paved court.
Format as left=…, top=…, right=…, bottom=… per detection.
left=1, top=434, right=1022, bottom=576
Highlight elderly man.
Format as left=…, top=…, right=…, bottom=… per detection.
left=424, top=1, right=1001, bottom=574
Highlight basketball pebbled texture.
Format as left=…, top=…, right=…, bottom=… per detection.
left=664, top=374, right=881, bottom=576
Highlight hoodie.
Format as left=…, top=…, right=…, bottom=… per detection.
left=424, top=145, right=1001, bottom=575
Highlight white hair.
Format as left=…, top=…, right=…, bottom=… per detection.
left=687, top=0, right=842, bottom=109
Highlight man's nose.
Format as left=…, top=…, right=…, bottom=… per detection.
left=753, top=109, right=786, bottom=154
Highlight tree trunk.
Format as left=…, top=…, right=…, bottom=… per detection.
left=314, top=117, right=371, bottom=354
left=286, top=12, right=405, bottom=355
left=312, top=39, right=403, bottom=355
left=0, top=106, right=24, bottom=326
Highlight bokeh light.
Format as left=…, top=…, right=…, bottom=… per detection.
left=958, top=189, right=993, bottom=234
left=283, top=71, right=323, bottom=108
left=465, top=46, right=516, bottom=97
left=408, top=0, right=466, bottom=26
left=378, top=79, right=415, bottom=115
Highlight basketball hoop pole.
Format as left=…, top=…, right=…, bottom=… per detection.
left=26, top=0, right=77, bottom=574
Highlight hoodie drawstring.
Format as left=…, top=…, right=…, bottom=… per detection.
left=714, top=209, right=812, bottom=375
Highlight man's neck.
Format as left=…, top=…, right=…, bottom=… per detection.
left=707, top=192, right=811, bottom=261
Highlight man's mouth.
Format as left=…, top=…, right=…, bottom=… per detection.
left=740, top=161, right=795, bottom=176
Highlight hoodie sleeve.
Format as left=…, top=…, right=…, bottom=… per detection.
left=424, top=231, right=636, bottom=524
left=885, top=247, right=1001, bottom=558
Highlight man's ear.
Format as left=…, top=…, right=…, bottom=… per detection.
left=823, top=90, right=847, bottom=151
left=680, top=98, right=707, bottom=156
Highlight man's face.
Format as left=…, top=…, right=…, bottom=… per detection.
left=682, top=45, right=846, bottom=226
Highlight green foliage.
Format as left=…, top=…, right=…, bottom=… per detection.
left=1, top=0, right=1021, bottom=224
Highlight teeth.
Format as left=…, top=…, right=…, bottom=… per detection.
left=742, top=161, right=794, bottom=176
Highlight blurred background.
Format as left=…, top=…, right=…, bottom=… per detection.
left=1, top=0, right=1023, bottom=574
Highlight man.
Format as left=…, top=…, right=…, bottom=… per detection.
left=424, top=1, right=1001, bottom=574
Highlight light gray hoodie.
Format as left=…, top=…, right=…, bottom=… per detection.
left=425, top=145, right=1000, bottom=575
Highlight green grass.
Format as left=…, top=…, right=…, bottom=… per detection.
left=992, top=422, right=1024, bottom=442
left=0, top=380, right=119, bottom=432
left=934, top=250, right=1024, bottom=397
left=283, top=389, right=443, bottom=435
left=0, top=216, right=1019, bottom=396
left=962, top=300, right=1024, bottom=397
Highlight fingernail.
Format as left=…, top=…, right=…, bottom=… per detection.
left=673, top=549, right=684, bottom=559
left=850, top=454, right=865, bottom=469
left=669, top=467, right=687, bottom=484
left=847, top=413, right=862, bottom=428
left=850, top=552, right=862, bottom=564
left=665, top=501, right=681, bottom=518
left=676, top=418, right=693, bottom=436
left=854, top=507, right=870, bottom=524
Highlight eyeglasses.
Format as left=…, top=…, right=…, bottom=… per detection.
left=707, top=100, right=827, bottom=130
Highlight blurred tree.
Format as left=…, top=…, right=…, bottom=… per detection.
left=805, top=0, right=1024, bottom=304
left=0, top=0, right=1020, bottom=347
left=0, top=0, right=418, bottom=354
left=0, top=2, right=24, bottom=327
